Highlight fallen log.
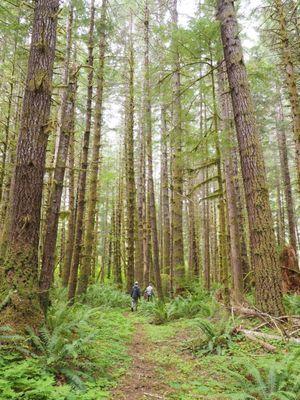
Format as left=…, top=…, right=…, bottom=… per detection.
left=239, top=330, right=276, bottom=352
left=237, top=328, right=300, bottom=345
left=230, top=306, right=290, bottom=336
left=231, top=306, right=284, bottom=320
left=231, top=305, right=300, bottom=321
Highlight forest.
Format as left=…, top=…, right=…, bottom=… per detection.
left=0, top=0, right=299, bottom=398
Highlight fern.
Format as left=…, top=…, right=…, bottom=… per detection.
left=139, top=287, right=219, bottom=324
left=186, top=318, right=237, bottom=355
left=227, top=356, right=300, bottom=400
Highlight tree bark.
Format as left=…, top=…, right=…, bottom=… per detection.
left=136, top=119, right=146, bottom=286
left=39, top=5, right=76, bottom=312
left=211, top=63, right=229, bottom=302
left=76, top=0, right=107, bottom=298
left=188, top=180, right=200, bottom=278
left=75, top=0, right=107, bottom=298
left=0, top=0, right=60, bottom=330
left=113, top=182, right=123, bottom=287
left=65, top=0, right=95, bottom=292
left=124, top=20, right=136, bottom=292
left=62, top=115, right=76, bottom=287
left=276, top=92, right=298, bottom=266
left=273, top=0, right=300, bottom=192
left=217, top=0, right=284, bottom=315
left=170, top=0, right=185, bottom=287
left=143, top=1, right=163, bottom=299
left=218, top=60, right=244, bottom=304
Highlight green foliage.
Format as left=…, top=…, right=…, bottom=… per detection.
left=0, top=354, right=74, bottom=400
left=139, top=287, right=219, bottom=324
left=187, top=318, right=237, bottom=355
left=227, top=352, right=300, bottom=399
left=283, top=294, right=300, bottom=315
left=27, top=305, right=99, bottom=390
left=0, top=293, right=133, bottom=399
left=140, top=300, right=169, bottom=324
left=84, top=284, right=130, bottom=309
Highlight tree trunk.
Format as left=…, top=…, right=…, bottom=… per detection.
left=188, top=180, right=200, bottom=278
left=0, top=0, right=60, bottom=330
left=273, top=0, right=300, bottom=192
left=161, top=104, right=171, bottom=277
left=275, top=170, right=285, bottom=247
left=232, top=148, right=251, bottom=286
left=143, top=1, right=163, bottom=299
left=62, top=116, right=76, bottom=287
left=0, top=14, right=19, bottom=204
left=276, top=92, right=298, bottom=266
left=218, top=60, right=244, bottom=304
left=159, top=0, right=171, bottom=279
left=170, top=0, right=185, bottom=287
left=75, top=0, right=107, bottom=298
left=39, top=6, right=76, bottom=312
left=211, top=63, right=229, bottom=302
left=124, top=20, right=136, bottom=293
left=203, top=168, right=211, bottom=291
left=217, top=0, right=284, bottom=315
left=66, top=0, right=95, bottom=293
left=113, top=183, right=122, bottom=287
left=136, top=120, right=146, bottom=286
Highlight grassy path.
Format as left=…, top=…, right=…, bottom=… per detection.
left=110, top=314, right=225, bottom=400
left=111, top=319, right=172, bottom=399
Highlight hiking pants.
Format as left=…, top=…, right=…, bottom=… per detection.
left=131, top=298, right=138, bottom=311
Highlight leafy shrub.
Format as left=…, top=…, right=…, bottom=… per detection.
left=0, top=299, right=132, bottom=396
left=139, top=300, right=169, bottom=324
left=167, top=293, right=218, bottom=321
left=227, top=353, right=300, bottom=399
left=187, top=318, right=237, bottom=355
left=84, top=284, right=129, bottom=309
left=10, top=303, right=100, bottom=390
left=0, top=354, right=74, bottom=400
left=139, top=288, right=218, bottom=324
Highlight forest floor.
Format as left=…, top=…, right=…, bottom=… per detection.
left=1, top=287, right=299, bottom=400
left=111, top=320, right=171, bottom=399
left=110, top=312, right=227, bottom=400
left=109, top=307, right=300, bottom=400
left=110, top=313, right=208, bottom=400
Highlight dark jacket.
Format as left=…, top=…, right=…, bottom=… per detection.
left=131, top=285, right=141, bottom=300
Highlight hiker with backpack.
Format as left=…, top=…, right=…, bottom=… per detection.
left=144, top=283, right=154, bottom=301
left=131, top=281, right=141, bottom=311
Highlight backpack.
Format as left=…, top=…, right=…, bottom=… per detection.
left=132, top=286, right=140, bottom=299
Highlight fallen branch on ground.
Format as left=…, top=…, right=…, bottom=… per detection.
left=231, top=306, right=289, bottom=338
left=236, top=328, right=300, bottom=345
left=143, top=393, right=164, bottom=399
left=236, top=329, right=276, bottom=352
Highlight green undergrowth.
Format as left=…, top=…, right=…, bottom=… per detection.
left=139, top=290, right=300, bottom=400
left=138, top=285, right=219, bottom=324
left=1, top=285, right=299, bottom=400
left=0, top=285, right=133, bottom=399
left=83, top=284, right=130, bottom=309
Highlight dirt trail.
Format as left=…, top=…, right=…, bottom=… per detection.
left=111, top=322, right=171, bottom=400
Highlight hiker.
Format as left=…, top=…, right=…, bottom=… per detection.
left=131, top=281, right=141, bottom=311
left=145, top=283, right=154, bottom=302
